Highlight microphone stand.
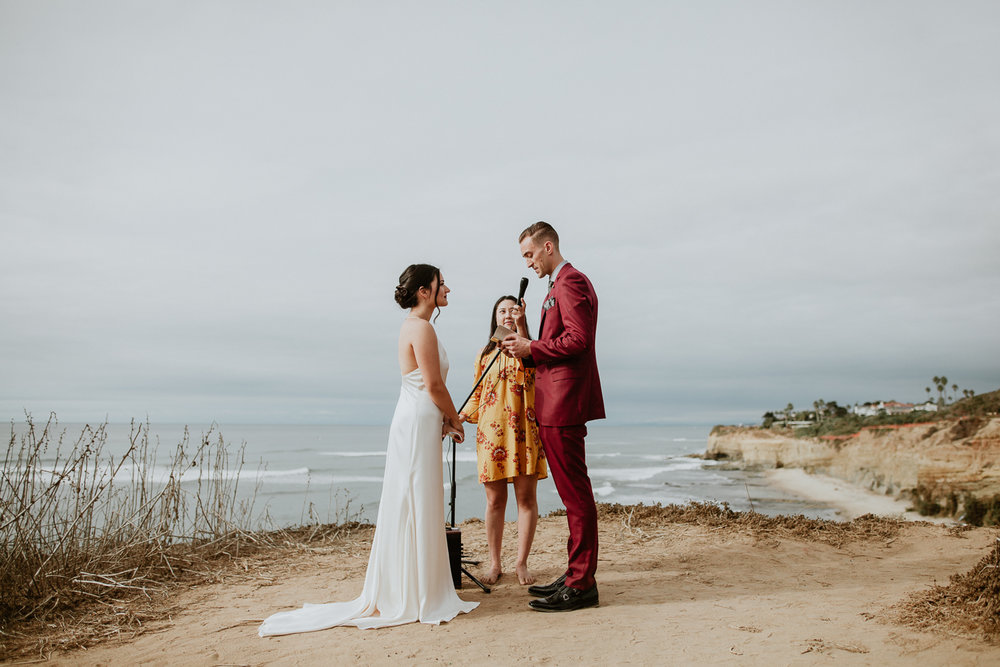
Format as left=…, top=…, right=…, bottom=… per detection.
left=446, top=347, right=502, bottom=594
left=446, top=277, right=529, bottom=594
left=449, top=347, right=502, bottom=527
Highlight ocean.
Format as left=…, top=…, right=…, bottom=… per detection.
left=11, top=421, right=841, bottom=528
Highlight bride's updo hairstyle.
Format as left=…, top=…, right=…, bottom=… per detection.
left=395, top=263, right=442, bottom=320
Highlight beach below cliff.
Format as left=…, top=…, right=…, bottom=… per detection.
left=706, top=417, right=1000, bottom=520
left=16, top=504, right=1000, bottom=666
left=766, top=468, right=955, bottom=523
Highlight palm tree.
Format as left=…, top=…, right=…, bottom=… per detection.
left=933, top=376, right=949, bottom=406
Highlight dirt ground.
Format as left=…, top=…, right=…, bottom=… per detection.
left=20, top=511, right=1000, bottom=666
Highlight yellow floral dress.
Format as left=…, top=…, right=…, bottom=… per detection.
left=464, top=348, right=547, bottom=483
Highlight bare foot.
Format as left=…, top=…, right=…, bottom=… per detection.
left=516, top=563, right=535, bottom=586
left=481, top=564, right=502, bottom=585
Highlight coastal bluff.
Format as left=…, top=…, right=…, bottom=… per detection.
left=706, top=417, right=1000, bottom=503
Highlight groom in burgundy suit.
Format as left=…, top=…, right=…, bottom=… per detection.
left=503, top=221, right=605, bottom=612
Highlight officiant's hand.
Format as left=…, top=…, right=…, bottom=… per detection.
left=502, top=333, right=531, bottom=359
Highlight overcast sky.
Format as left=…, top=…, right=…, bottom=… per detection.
left=2, top=1, right=998, bottom=427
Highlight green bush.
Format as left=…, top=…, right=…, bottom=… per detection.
left=790, top=412, right=936, bottom=438
left=962, top=494, right=1000, bottom=527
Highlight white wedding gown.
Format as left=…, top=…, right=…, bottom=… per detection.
left=259, top=340, right=478, bottom=636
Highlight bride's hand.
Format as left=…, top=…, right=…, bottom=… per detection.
left=443, top=418, right=464, bottom=443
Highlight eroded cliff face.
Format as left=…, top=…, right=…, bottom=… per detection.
left=706, top=418, right=1000, bottom=501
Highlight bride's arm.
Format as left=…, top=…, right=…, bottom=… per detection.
left=411, top=321, right=463, bottom=439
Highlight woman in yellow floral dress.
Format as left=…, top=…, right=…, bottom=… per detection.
left=459, top=295, right=547, bottom=586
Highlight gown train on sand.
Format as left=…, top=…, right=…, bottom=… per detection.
left=258, top=342, right=477, bottom=636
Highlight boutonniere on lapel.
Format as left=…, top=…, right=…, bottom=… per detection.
left=543, top=296, right=556, bottom=311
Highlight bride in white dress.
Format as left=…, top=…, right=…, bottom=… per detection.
left=259, top=264, right=479, bottom=636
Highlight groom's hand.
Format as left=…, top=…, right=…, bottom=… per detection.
left=513, top=299, right=528, bottom=335
left=502, top=333, right=531, bottom=359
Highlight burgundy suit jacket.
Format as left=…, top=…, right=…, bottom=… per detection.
left=528, top=263, right=606, bottom=427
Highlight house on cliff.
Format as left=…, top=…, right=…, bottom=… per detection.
left=851, top=400, right=938, bottom=416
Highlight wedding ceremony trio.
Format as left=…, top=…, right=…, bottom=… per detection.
left=259, top=221, right=604, bottom=637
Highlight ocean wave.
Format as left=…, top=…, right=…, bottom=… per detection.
left=593, top=482, right=615, bottom=497
left=19, top=463, right=321, bottom=486
left=318, top=451, right=386, bottom=457
left=244, top=472, right=385, bottom=486
left=259, top=467, right=311, bottom=477
left=637, top=457, right=705, bottom=471
left=171, top=466, right=313, bottom=483
left=326, top=475, right=384, bottom=484
left=134, top=465, right=391, bottom=487
left=589, top=463, right=699, bottom=482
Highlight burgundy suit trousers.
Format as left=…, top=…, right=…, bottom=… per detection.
left=538, top=424, right=598, bottom=590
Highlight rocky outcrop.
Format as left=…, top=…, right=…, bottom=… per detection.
left=706, top=418, right=1000, bottom=502
left=705, top=428, right=833, bottom=469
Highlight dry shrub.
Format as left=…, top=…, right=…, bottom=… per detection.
left=2, top=521, right=374, bottom=660
left=0, top=414, right=368, bottom=661
left=895, top=537, right=1000, bottom=640
left=588, top=501, right=902, bottom=547
left=950, top=416, right=985, bottom=441
left=962, top=495, right=1000, bottom=527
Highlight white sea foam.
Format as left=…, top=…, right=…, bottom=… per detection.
left=590, top=461, right=702, bottom=482
left=243, top=472, right=385, bottom=486
left=593, top=482, right=615, bottom=497
left=638, top=454, right=703, bottom=470
left=25, top=463, right=322, bottom=486
left=170, top=466, right=313, bottom=483
left=326, top=475, right=384, bottom=484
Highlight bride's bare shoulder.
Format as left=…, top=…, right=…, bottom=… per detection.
left=400, top=317, right=435, bottom=342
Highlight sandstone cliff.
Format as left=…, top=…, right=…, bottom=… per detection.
left=706, top=418, right=1000, bottom=502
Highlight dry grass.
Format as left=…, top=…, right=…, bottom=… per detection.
left=895, top=537, right=1000, bottom=641
left=0, top=414, right=368, bottom=661
left=1, top=522, right=375, bottom=660
left=591, top=501, right=904, bottom=548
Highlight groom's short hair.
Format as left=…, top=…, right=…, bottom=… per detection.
left=519, top=221, right=559, bottom=248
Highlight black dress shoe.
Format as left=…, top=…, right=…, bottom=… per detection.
left=527, top=573, right=566, bottom=598
left=528, top=584, right=599, bottom=612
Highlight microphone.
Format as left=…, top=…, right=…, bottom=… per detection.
left=517, top=276, right=529, bottom=303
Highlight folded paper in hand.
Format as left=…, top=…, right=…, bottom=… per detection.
left=490, top=325, right=515, bottom=342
